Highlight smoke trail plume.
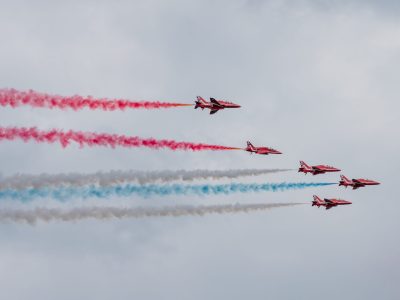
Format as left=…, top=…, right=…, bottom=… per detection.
left=0, top=126, right=241, bottom=151
left=0, top=88, right=192, bottom=111
left=0, top=203, right=303, bottom=224
left=0, top=169, right=292, bottom=190
left=0, top=182, right=335, bottom=201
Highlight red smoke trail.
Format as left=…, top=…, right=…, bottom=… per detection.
left=0, top=127, right=241, bottom=151
left=0, top=89, right=193, bottom=111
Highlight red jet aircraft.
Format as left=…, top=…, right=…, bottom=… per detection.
left=194, top=96, right=241, bottom=114
left=245, top=141, right=282, bottom=155
left=339, top=175, right=380, bottom=190
left=312, top=195, right=352, bottom=210
left=298, top=161, right=341, bottom=175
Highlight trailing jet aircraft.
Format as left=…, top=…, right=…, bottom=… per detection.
left=312, top=195, right=352, bottom=210
left=194, top=96, right=241, bottom=114
left=245, top=141, right=282, bottom=155
left=298, top=161, right=340, bottom=175
left=339, top=175, right=380, bottom=190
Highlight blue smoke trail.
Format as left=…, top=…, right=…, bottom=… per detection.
left=0, top=182, right=336, bottom=202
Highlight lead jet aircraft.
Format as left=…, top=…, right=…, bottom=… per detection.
left=298, top=161, right=341, bottom=175
left=312, top=195, right=352, bottom=210
left=194, top=96, right=241, bottom=114
left=245, top=141, right=282, bottom=155
left=339, top=175, right=380, bottom=190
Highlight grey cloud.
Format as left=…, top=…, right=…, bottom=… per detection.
left=0, top=1, right=398, bottom=300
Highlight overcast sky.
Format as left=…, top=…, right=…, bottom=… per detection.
left=0, top=1, right=399, bottom=299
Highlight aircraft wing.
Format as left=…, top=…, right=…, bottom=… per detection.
left=257, top=149, right=269, bottom=154
left=312, top=166, right=324, bottom=172
left=325, top=205, right=333, bottom=210
left=313, top=166, right=321, bottom=170
left=210, top=98, right=224, bottom=108
left=210, top=109, right=219, bottom=115
left=352, top=179, right=364, bottom=189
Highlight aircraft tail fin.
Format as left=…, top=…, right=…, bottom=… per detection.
left=196, top=96, right=206, bottom=103
left=312, top=195, right=324, bottom=206
left=246, top=141, right=255, bottom=151
left=300, top=161, right=311, bottom=169
left=313, top=195, right=322, bottom=202
left=195, top=96, right=206, bottom=109
left=340, top=175, right=351, bottom=183
left=299, top=161, right=310, bottom=173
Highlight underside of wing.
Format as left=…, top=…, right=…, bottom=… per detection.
left=210, top=109, right=219, bottom=115
left=257, top=149, right=269, bottom=154
left=210, top=98, right=224, bottom=108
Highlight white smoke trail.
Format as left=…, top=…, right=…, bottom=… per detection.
left=0, top=203, right=302, bottom=224
left=0, top=169, right=291, bottom=190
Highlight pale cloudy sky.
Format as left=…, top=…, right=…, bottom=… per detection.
left=0, top=1, right=399, bottom=299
